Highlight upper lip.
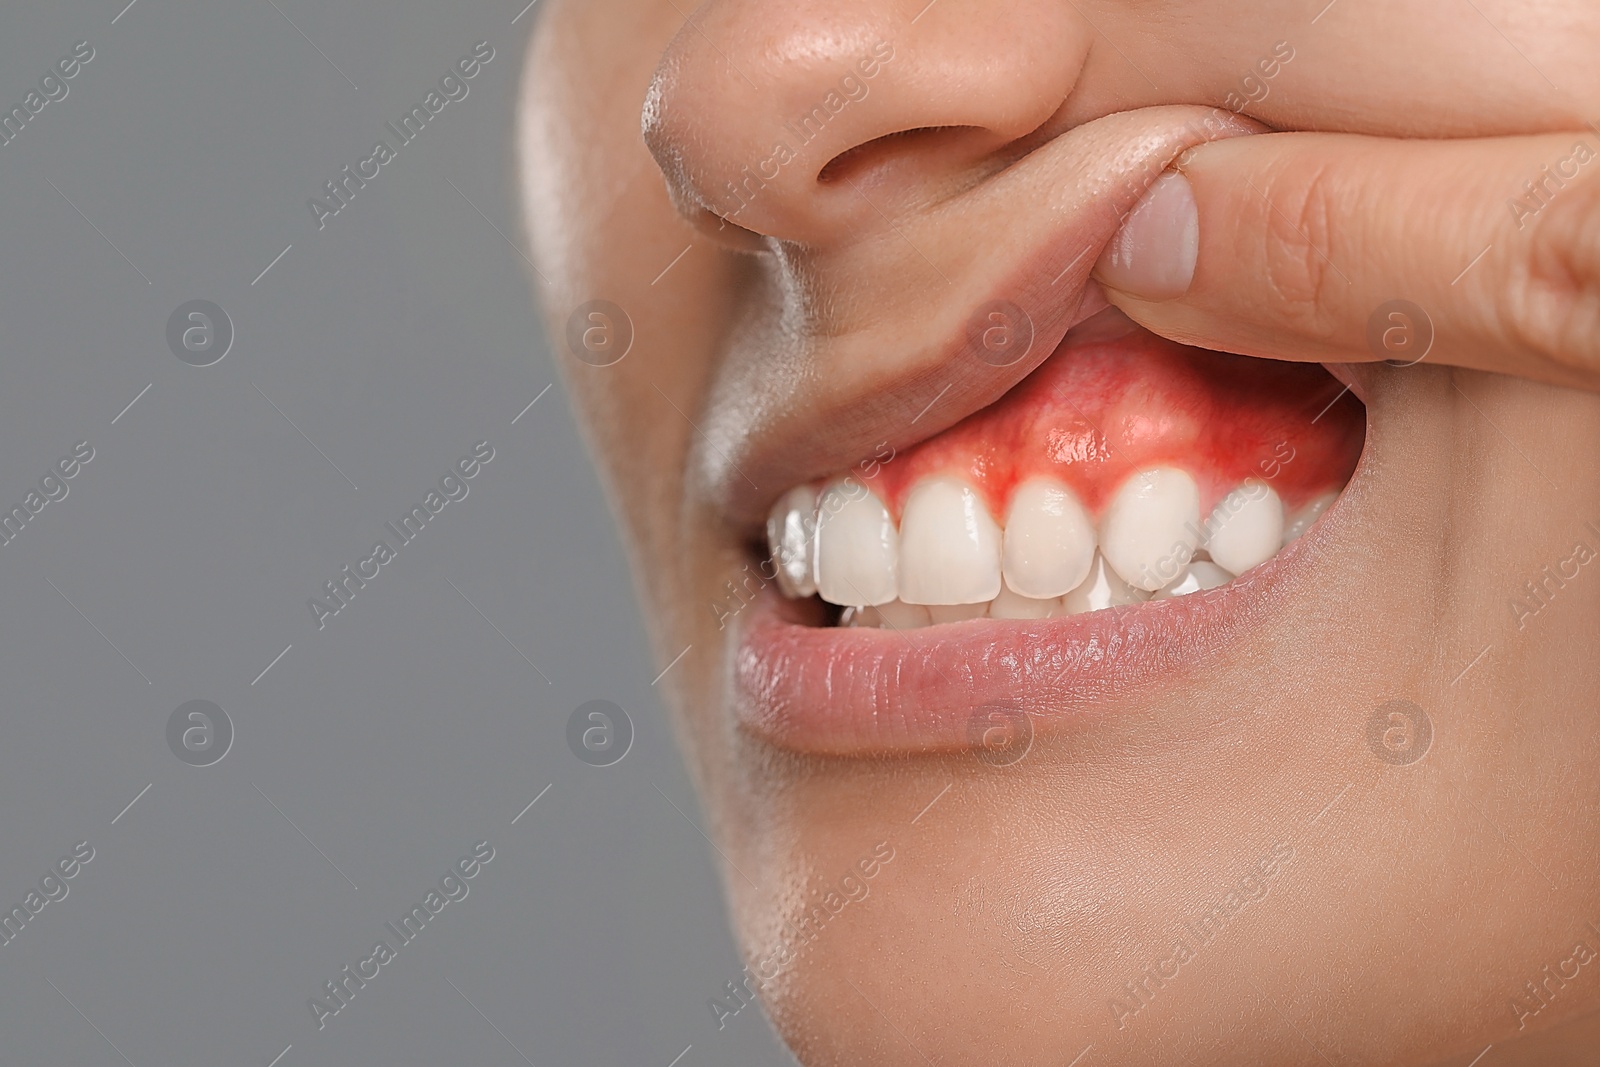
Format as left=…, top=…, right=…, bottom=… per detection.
left=689, top=105, right=1260, bottom=531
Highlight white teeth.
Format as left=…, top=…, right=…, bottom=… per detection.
left=927, top=601, right=989, bottom=624
left=1098, top=467, right=1202, bottom=592
left=766, top=485, right=818, bottom=598
left=897, top=476, right=1003, bottom=606
left=1283, top=492, right=1337, bottom=543
left=842, top=601, right=933, bottom=629
left=869, top=599, right=934, bottom=629
left=1203, top=481, right=1284, bottom=576
left=1151, top=560, right=1234, bottom=600
left=1002, top=478, right=1096, bottom=599
left=1062, top=552, right=1151, bottom=614
left=813, top=479, right=899, bottom=607
left=801, top=465, right=1340, bottom=617
left=989, top=580, right=1062, bottom=619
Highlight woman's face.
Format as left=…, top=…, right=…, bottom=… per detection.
left=521, top=2, right=1600, bottom=1063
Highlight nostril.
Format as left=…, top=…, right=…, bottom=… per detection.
left=831, top=127, right=994, bottom=183
left=814, top=124, right=1046, bottom=193
left=818, top=127, right=959, bottom=182
left=641, top=3, right=1091, bottom=244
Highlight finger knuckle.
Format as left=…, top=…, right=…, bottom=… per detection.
left=1257, top=162, right=1345, bottom=342
left=1504, top=178, right=1600, bottom=379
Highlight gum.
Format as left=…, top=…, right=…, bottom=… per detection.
left=861, top=328, right=1364, bottom=521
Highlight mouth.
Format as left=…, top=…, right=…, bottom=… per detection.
left=734, top=315, right=1365, bottom=754
left=696, top=106, right=1366, bottom=757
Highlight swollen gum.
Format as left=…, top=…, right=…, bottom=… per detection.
left=868, top=330, right=1363, bottom=522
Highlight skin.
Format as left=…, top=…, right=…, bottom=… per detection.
left=519, top=1, right=1600, bottom=1063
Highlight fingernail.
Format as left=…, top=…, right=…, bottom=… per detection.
left=1095, top=170, right=1199, bottom=301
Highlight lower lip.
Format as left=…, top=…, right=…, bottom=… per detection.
left=732, top=496, right=1342, bottom=756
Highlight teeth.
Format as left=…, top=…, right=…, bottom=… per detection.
left=1203, top=481, right=1284, bottom=576
left=814, top=479, right=899, bottom=607
left=897, top=476, right=1003, bottom=606
left=845, top=599, right=933, bottom=629
left=766, top=486, right=818, bottom=598
left=1283, top=492, right=1337, bottom=543
left=878, top=599, right=934, bottom=629
left=1062, top=552, right=1152, bottom=614
left=844, top=599, right=989, bottom=627
left=1098, top=467, right=1202, bottom=592
left=1002, top=478, right=1096, bottom=599
left=1152, top=560, right=1233, bottom=600
left=989, top=579, right=1062, bottom=619
left=842, top=602, right=931, bottom=629
left=801, top=465, right=1340, bottom=619
left=927, top=601, right=989, bottom=624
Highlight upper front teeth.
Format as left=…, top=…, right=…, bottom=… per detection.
left=813, top=478, right=899, bottom=607
left=1202, top=480, right=1284, bottom=575
left=1098, top=467, right=1202, bottom=593
left=1002, top=478, right=1096, bottom=599
left=774, top=467, right=1331, bottom=620
left=898, top=476, right=1003, bottom=605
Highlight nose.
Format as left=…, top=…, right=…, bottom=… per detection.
left=643, top=1, right=1092, bottom=246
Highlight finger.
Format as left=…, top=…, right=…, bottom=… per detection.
left=1092, top=129, right=1600, bottom=390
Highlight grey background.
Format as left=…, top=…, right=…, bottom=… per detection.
left=0, top=1, right=790, bottom=1063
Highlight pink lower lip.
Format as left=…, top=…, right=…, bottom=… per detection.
left=732, top=509, right=1332, bottom=756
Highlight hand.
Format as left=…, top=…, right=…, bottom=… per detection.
left=1093, top=128, right=1600, bottom=390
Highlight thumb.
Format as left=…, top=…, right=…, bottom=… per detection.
left=1092, top=129, right=1600, bottom=390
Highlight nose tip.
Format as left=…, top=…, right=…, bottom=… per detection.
left=642, top=2, right=1091, bottom=246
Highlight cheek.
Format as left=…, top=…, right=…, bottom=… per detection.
left=522, top=1, right=736, bottom=543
